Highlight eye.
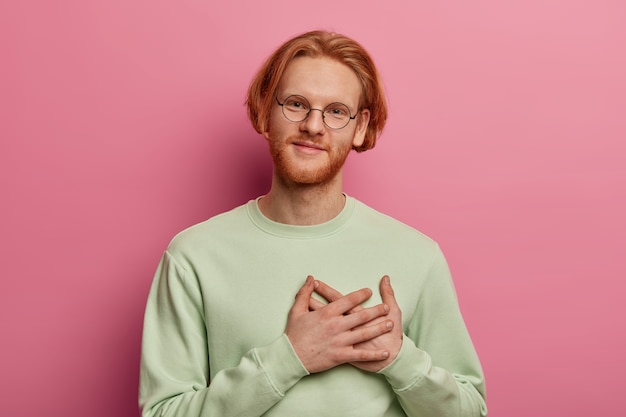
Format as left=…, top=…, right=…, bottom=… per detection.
left=325, top=103, right=350, bottom=119
left=283, top=96, right=309, bottom=112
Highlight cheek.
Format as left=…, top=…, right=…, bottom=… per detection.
left=336, top=129, right=360, bottom=149
left=263, top=120, right=278, bottom=142
left=264, top=112, right=287, bottom=139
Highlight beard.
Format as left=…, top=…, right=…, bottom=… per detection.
left=269, top=134, right=352, bottom=185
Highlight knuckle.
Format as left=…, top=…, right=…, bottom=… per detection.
left=354, top=310, right=368, bottom=322
left=357, top=327, right=374, bottom=341
left=357, top=350, right=370, bottom=361
left=319, top=308, right=334, bottom=320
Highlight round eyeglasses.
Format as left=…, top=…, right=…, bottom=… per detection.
left=275, top=95, right=357, bottom=130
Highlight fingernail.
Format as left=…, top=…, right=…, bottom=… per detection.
left=386, top=321, right=393, bottom=329
left=314, top=280, right=319, bottom=288
left=384, top=304, right=389, bottom=312
left=382, top=351, right=389, bottom=358
left=384, top=275, right=390, bottom=285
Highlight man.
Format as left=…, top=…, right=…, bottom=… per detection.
left=139, top=30, right=487, bottom=416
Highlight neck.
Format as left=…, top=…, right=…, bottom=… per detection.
left=258, top=171, right=346, bottom=225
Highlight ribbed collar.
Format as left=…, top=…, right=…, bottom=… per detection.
left=246, top=195, right=355, bottom=239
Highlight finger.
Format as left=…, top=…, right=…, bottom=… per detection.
left=308, top=296, right=327, bottom=311
left=343, top=347, right=390, bottom=363
left=291, top=276, right=317, bottom=314
left=342, top=303, right=389, bottom=330
left=315, top=280, right=344, bottom=302
left=315, top=281, right=364, bottom=313
left=325, top=287, right=373, bottom=316
left=346, top=319, right=394, bottom=346
left=379, top=275, right=397, bottom=307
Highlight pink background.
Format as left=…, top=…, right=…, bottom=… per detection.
left=1, top=1, right=625, bottom=416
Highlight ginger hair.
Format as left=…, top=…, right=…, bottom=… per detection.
left=247, top=30, right=388, bottom=152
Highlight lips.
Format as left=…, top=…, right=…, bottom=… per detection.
left=292, top=140, right=325, bottom=151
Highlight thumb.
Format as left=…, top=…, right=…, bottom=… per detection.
left=292, top=275, right=317, bottom=313
left=379, top=275, right=396, bottom=305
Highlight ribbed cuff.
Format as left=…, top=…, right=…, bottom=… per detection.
left=377, top=336, right=431, bottom=391
left=254, top=333, right=310, bottom=396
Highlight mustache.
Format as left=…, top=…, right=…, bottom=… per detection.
left=285, top=134, right=320, bottom=142
left=285, top=134, right=329, bottom=149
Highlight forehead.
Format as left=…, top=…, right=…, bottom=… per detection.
left=278, top=56, right=362, bottom=106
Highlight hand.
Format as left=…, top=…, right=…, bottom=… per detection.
left=312, top=276, right=403, bottom=372
left=285, top=275, right=393, bottom=374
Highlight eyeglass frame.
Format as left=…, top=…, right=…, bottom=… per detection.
left=274, top=95, right=358, bottom=130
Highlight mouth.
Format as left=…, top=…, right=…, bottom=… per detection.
left=291, top=140, right=326, bottom=154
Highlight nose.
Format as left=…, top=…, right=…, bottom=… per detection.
left=300, top=108, right=326, bottom=135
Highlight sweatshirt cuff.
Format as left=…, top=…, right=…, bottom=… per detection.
left=377, top=335, right=431, bottom=391
left=254, top=333, right=310, bottom=396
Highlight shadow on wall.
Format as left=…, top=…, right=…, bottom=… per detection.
left=121, top=125, right=272, bottom=417
left=235, top=134, right=273, bottom=199
left=197, top=124, right=273, bottom=214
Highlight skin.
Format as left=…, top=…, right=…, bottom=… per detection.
left=309, top=276, right=403, bottom=372
left=286, top=276, right=397, bottom=373
left=259, top=56, right=402, bottom=373
left=259, top=56, right=370, bottom=225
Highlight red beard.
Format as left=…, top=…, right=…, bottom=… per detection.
left=269, top=134, right=351, bottom=185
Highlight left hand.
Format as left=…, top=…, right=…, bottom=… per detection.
left=310, top=276, right=403, bottom=372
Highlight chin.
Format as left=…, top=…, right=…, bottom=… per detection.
left=270, top=140, right=351, bottom=186
left=279, top=166, right=337, bottom=185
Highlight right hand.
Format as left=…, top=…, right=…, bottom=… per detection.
left=285, top=275, right=393, bottom=373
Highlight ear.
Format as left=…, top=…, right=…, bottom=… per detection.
left=262, top=119, right=272, bottom=142
left=351, top=108, right=370, bottom=149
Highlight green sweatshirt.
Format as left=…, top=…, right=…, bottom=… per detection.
left=139, top=196, right=487, bottom=416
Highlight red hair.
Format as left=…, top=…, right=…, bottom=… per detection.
left=247, top=30, right=388, bottom=152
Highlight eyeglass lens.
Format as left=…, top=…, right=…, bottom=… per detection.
left=280, top=95, right=353, bottom=130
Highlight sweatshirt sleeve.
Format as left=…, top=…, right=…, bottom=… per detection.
left=139, top=251, right=309, bottom=417
left=378, top=247, right=488, bottom=417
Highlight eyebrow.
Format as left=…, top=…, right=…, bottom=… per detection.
left=278, top=92, right=358, bottom=112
